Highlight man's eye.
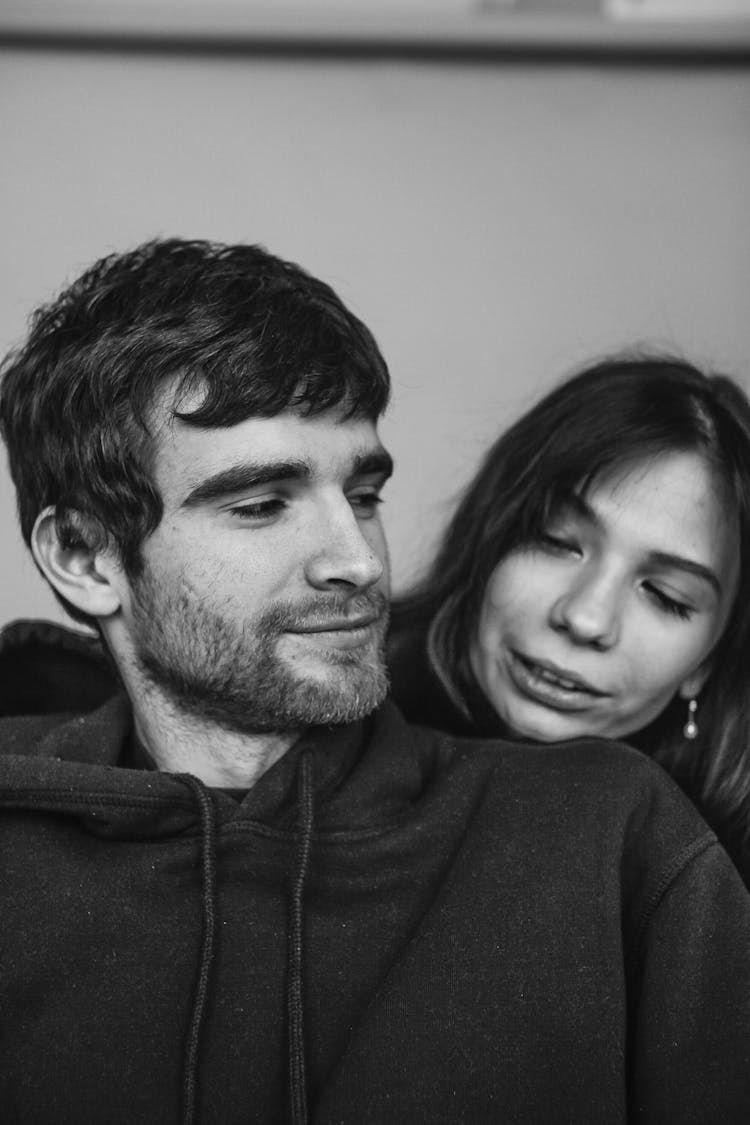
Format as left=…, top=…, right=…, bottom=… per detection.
left=228, top=498, right=286, bottom=520
left=349, top=491, right=383, bottom=518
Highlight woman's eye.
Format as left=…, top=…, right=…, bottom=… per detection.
left=644, top=583, right=695, bottom=621
left=228, top=498, right=286, bottom=521
left=539, top=532, right=580, bottom=555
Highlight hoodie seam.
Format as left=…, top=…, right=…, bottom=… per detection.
left=0, top=796, right=427, bottom=850
left=631, top=831, right=718, bottom=958
left=0, top=789, right=196, bottom=811
left=0, top=789, right=425, bottom=842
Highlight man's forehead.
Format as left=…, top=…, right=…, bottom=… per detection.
left=153, top=407, right=390, bottom=501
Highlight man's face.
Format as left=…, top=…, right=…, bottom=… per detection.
left=115, top=405, right=393, bottom=734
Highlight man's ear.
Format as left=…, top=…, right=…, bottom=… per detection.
left=31, top=507, right=124, bottom=620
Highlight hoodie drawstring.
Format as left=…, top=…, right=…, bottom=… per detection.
left=178, top=754, right=314, bottom=1125
left=287, top=749, right=315, bottom=1125
left=181, top=775, right=218, bottom=1125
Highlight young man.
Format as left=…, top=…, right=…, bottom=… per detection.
left=0, top=239, right=749, bottom=1124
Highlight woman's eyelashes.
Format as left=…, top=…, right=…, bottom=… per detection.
left=642, top=583, right=695, bottom=621
left=539, top=530, right=581, bottom=555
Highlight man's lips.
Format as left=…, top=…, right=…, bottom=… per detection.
left=289, top=613, right=380, bottom=634
left=511, top=651, right=609, bottom=697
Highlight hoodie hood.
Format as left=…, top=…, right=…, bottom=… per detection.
left=0, top=617, right=118, bottom=718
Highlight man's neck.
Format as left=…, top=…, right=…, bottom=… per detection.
left=129, top=686, right=300, bottom=789
left=99, top=622, right=302, bottom=788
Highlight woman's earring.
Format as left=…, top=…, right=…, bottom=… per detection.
left=684, top=698, right=699, bottom=740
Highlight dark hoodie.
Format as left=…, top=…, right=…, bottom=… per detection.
left=1, top=619, right=750, bottom=1124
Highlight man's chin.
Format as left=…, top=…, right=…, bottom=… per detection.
left=283, top=657, right=390, bottom=725
left=133, top=621, right=389, bottom=732
left=150, top=669, right=388, bottom=735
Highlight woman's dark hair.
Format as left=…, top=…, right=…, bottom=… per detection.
left=0, top=238, right=390, bottom=623
left=393, top=354, right=750, bottom=871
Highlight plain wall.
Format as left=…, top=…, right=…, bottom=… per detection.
left=1, top=44, right=749, bottom=625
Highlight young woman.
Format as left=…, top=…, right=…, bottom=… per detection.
left=389, top=354, right=750, bottom=884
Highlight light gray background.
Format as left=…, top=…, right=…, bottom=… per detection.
left=1, top=44, right=749, bottom=625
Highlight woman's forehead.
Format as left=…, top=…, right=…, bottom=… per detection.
left=579, top=451, right=738, bottom=582
left=584, top=449, right=728, bottom=508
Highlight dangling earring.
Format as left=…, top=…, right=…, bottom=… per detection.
left=684, top=698, right=699, bottom=740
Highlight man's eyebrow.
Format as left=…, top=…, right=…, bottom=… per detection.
left=181, top=459, right=311, bottom=507
left=180, top=448, right=393, bottom=508
left=352, top=449, right=394, bottom=480
left=565, top=492, right=722, bottom=595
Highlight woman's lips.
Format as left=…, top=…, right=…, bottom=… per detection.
left=507, top=650, right=609, bottom=712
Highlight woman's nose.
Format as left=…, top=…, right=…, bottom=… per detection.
left=549, top=569, right=620, bottom=649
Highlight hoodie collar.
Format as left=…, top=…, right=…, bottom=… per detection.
left=0, top=690, right=399, bottom=831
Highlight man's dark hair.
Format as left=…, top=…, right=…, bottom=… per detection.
left=0, top=238, right=390, bottom=618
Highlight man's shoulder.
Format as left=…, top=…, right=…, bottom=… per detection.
left=388, top=706, right=727, bottom=925
left=393, top=702, right=678, bottom=794
left=0, top=617, right=117, bottom=721
left=0, top=619, right=125, bottom=769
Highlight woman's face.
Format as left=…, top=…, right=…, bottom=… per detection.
left=470, top=450, right=739, bottom=742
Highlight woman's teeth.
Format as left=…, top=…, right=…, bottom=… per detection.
left=524, top=659, right=583, bottom=692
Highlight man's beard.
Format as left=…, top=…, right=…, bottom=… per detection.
left=128, top=572, right=390, bottom=735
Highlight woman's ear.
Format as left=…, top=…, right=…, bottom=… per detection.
left=31, top=506, right=124, bottom=620
left=678, top=661, right=712, bottom=702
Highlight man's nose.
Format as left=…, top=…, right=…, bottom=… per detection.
left=549, top=566, right=620, bottom=649
left=304, top=506, right=385, bottom=593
